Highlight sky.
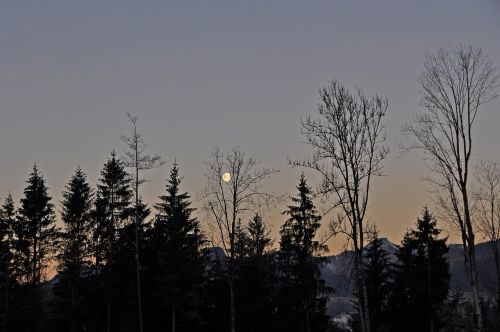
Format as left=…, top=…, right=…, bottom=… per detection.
left=1, top=0, right=500, bottom=253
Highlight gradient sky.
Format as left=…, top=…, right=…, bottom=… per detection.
left=1, top=0, right=500, bottom=253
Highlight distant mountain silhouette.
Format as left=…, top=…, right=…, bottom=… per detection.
left=321, top=238, right=499, bottom=317
left=447, top=240, right=499, bottom=294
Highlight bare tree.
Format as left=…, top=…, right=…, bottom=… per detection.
left=403, top=44, right=498, bottom=332
left=121, top=112, right=164, bottom=332
left=294, top=79, right=389, bottom=332
left=201, top=146, right=277, bottom=332
left=474, top=161, right=500, bottom=320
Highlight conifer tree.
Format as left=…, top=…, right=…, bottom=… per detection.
left=387, top=208, right=449, bottom=332
left=0, top=194, right=15, bottom=330
left=150, top=163, right=204, bottom=332
left=235, top=213, right=275, bottom=332
left=247, top=213, right=272, bottom=259
left=53, top=167, right=93, bottom=332
left=281, top=175, right=323, bottom=256
left=363, top=233, right=392, bottom=332
left=233, top=220, right=249, bottom=260
left=17, top=165, right=59, bottom=331
left=111, top=199, right=150, bottom=332
left=91, top=152, right=132, bottom=332
left=199, top=248, right=230, bottom=332
left=277, top=174, right=330, bottom=332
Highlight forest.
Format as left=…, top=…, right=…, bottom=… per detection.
left=1, top=44, right=500, bottom=332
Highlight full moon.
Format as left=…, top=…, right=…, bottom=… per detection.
left=222, top=172, right=231, bottom=182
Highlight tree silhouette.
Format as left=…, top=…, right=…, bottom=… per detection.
left=388, top=208, right=449, bottom=332
left=17, top=165, right=59, bottom=331
left=363, top=232, right=392, bottom=332
left=201, top=146, right=277, bottom=332
left=0, top=194, right=15, bottom=330
left=121, top=112, right=164, bottom=332
left=295, top=79, right=389, bottom=332
left=403, top=44, right=498, bottom=331
left=111, top=199, right=150, bottom=332
left=247, top=213, right=272, bottom=259
left=91, top=152, right=132, bottom=332
left=474, top=160, right=500, bottom=321
left=234, top=213, right=275, bottom=332
left=277, top=174, right=330, bottom=332
left=148, top=163, right=204, bottom=332
left=52, top=167, right=94, bottom=332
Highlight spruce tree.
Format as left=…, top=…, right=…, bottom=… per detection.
left=247, top=213, right=272, bottom=258
left=387, top=208, right=449, bottom=332
left=111, top=199, right=150, bottom=332
left=150, top=163, right=204, bottom=332
left=90, top=152, right=132, bottom=332
left=363, top=233, right=392, bottom=332
left=281, top=174, right=322, bottom=256
left=235, top=213, right=275, bottom=332
left=277, top=174, right=330, bottom=332
left=17, top=165, right=59, bottom=331
left=0, top=194, right=15, bottom=330
left=52, top=167, right=93, bottom=332
left=233, top=220, right=249, bottom=260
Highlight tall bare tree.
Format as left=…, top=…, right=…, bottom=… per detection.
left=294, top=79, right=389, bottom=332
left=474, top=160, right=500, bottom=320
left=121, top=112, right=164, bottom=332
left=403, top=44, right=498, bottom=332
left=201, top=146, right=277, bottom=332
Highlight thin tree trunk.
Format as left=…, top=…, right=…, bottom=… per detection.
left=464, top=192, right=484, bottom=332
left=361, top=279, right=371, bottom=332
left=93, top=255, right=100, bottom=332
left=135, top=151, right=144, bottom=332
left=468, top=243, right=484, bottom=332
left=358, top=250, right=371, bottom=332
left=354, top=216, right=371, bottom=332
left=459, top=185, right=483, bottom=332
left=32, top=236, right=38, bottom=332
left=135, top=219, right=143, bottom=332
left=73, top=226, right=82, bottom=332
left=107, top=183, right=115, bottom=332
left=353, top=241, right=367, bottom=332
left=461, top=233, right=482, bottom=331
left=494, top=241, right=500, bottom=323
left=230, top=190, right=237, bottom=332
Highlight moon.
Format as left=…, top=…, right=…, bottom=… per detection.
left=222, top=172, right=231, bottom=182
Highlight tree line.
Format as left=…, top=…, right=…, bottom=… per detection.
left=2, top=160, right=497, bottom=332
left=0, top=156, right=325, bottom=332
left=0, top=43, right=499, bottom=332
left=0, top=158, right=471, bottom=332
